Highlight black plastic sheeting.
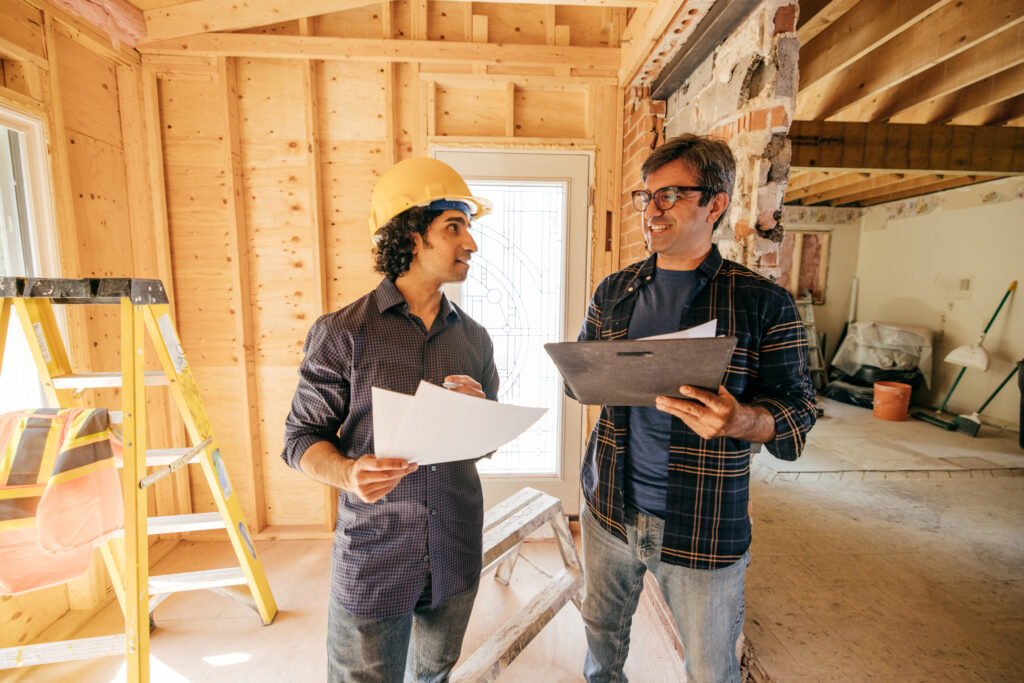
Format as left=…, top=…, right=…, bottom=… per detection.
left=822, top=365, right=926, bottom=410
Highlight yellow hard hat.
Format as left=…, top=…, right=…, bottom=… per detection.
left=368, top=157, right=492, bottom=234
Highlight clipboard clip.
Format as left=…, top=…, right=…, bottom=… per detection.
left=616, top=351, right=653, bottom=357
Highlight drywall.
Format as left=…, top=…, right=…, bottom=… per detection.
left=855, top=176, right=1024, bottom=426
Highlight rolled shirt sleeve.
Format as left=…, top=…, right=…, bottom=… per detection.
left=281, top=317, right=350, bottom=470
left=750, top=292, right=817, bottom=461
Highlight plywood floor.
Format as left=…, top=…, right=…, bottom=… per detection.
left=6, top=532, right=685, bottom=682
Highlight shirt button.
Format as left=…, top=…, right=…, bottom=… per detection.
left=423, top=555, right=429, bottom=562
left=431, top=509, right=437, bottom=516
left=430, top=465, right=437, bottom=472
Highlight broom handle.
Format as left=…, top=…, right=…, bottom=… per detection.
left=981, top=280, right=1017, bottom=336
left=976, top=366, right=1020, bottom=414
left=937, top=366, right=966, bottom=412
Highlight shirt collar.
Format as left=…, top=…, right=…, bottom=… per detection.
left=623, top=244, right=723, bottom=299
left=374, top=277, right=461, bottom=323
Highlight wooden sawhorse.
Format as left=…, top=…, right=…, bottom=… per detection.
left=452, top=487, right=583, bottom=683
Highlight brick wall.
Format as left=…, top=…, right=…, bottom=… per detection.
left=618, top=0, right=800, bottom=278
left=619, top=89, right=666, bottom=265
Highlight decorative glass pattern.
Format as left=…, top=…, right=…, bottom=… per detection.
left=460, top=181, right=567, bottom=476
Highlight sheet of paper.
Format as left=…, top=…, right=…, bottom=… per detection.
left=639, top=318, right=717, bottom=341
left=371, top=381, right=546, bottom=465
left=371, top=386, right=415, bottom=456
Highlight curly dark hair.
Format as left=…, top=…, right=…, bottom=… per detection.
left=372, top=206, right=443, bottom=279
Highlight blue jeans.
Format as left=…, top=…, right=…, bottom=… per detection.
left=581, top=504, right=749, bottom=683
left=327, top=576, right=479, bottom=683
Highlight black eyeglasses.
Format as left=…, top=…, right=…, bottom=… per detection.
left=631, top=186, right=711, bottom=212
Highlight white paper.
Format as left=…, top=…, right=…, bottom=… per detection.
left=371, top=381, right=546, bottom=465
left=639, top=318, right=717, bottom=341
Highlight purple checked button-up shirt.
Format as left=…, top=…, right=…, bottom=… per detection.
left=282, top=277, right=499, bottom=618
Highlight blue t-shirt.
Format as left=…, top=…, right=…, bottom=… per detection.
left=626, top=267, right=699, bottom=518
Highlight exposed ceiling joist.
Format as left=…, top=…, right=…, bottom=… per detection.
left=138, top=32, right=620, bottom=72
left=949, top=93, right=1024, bottom=126
left=796, top=0, right=859, bottom=45
left=796, top=0, right=1023, bottom=121
left=890, top=63, right=1024, bottom=125
left=799, top=0, right=953, bottom=92
left=858, top=174, right=1000, bottom=205
left=784, top=171, right=870, bottom=201
left=797, top=173, right=904, bottom=204
left=836, top=26, right=1023, bottom=123
left=789, top=120, right=1024, bottom=174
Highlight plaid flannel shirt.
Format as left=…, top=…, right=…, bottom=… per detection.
left=576, top=245, right=816, bottom=569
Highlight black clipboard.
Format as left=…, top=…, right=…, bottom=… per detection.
left=544, top=337, right=738, bottom=406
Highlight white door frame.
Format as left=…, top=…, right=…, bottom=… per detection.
left=433, top=148, right=591, bottom=513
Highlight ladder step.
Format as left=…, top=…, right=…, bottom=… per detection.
left=114, top=447, right=203, bottom=468
left=0, top=635, right=125, bottom=669
left=110, top=512, right=226, bottom=537
left=52, top=371, right=169, bottom=389
left=149, top=567, right=247, bottom=595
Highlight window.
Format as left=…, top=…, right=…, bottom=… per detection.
left=0, top=104, right=61, bottom=412
left=435, top=149, right=590, bottom=510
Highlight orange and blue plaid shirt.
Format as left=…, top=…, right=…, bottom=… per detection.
left=576, top=245, right=816, bottom=570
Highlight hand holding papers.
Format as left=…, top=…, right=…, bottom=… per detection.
left=544, top=319, right=738, bottom=407
left=371, top=381, right=546, bottom=465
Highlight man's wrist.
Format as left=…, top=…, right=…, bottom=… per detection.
left=729, top=403, right=776, bottom=443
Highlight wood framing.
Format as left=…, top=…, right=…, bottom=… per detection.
left=215, top=56, right=267, bottom=530
left=797, top=0, right=1024, bottom=120
left=138, top=34, right=619, bottom=73
left=789, top=120, right=1024, bottom=174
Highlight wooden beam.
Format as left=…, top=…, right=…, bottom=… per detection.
left=784, top=172, right=870, bottom=201
left=796, top=0, right=1024, bottom=121
left=139, top=33, right=619, bottom=72
left=948, top=92, right=1024, bottom=126
left=799, top=173, right=906, bottom=204
left=836, top=26, right=1024, bottom=123
left=796, top=0, right=859, bottom=45
left=297, top=17, right=333, bottom=533
left=420, top=72, right=608, bottom=89
left=831, top=173, right=942, bottom=204
left=30, top=0, right=140, bottom=65
left=799, top=0, right=954, bottom=91
left=857, top=175, right=1002, bottom=206
left=143, top=0, right=373, bottom=42
left=890, top=63, right=1024, bottom=125
left=785, top=170, right=833, bottom=192
left=618, top=0, right=698, bottom=86
left=789, top=120, right=1024, bottom=174
left=142, top=0, right=654, bottom=42
left=216, top=56, right=267, bottom=530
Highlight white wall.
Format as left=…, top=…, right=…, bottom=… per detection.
left=855, top=177, right=1024, bottom=427
left=784, top=206, right=862, bottom=364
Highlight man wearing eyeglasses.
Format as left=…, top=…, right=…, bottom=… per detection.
left=574, top=134, right=816, bottom=682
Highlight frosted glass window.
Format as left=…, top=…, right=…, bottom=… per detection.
left=461, top=182, right=566, bottom=476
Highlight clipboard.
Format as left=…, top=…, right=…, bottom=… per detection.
left=544, top=337, right=738, bottom=406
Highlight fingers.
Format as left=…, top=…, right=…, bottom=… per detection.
left=443, top=374, right=486, bottom=398
left=350, top=456, right=417, bottom=503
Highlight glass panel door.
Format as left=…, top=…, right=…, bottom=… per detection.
left=434, top=150, right=590, bottom=512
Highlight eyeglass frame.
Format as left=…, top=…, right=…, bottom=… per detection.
left=631, top=185, right=714, bottom=212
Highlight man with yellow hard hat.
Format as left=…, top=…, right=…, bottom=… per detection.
left=281, top=157, right=498, bottom=683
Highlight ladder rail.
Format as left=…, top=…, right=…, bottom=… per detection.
left=0, top=279, right=278, bottom=680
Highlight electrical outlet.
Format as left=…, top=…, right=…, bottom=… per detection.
left=959, top=278, right=972, bottom=292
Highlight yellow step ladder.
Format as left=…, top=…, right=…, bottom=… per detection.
left=0, top=276, right=277, bottom=682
